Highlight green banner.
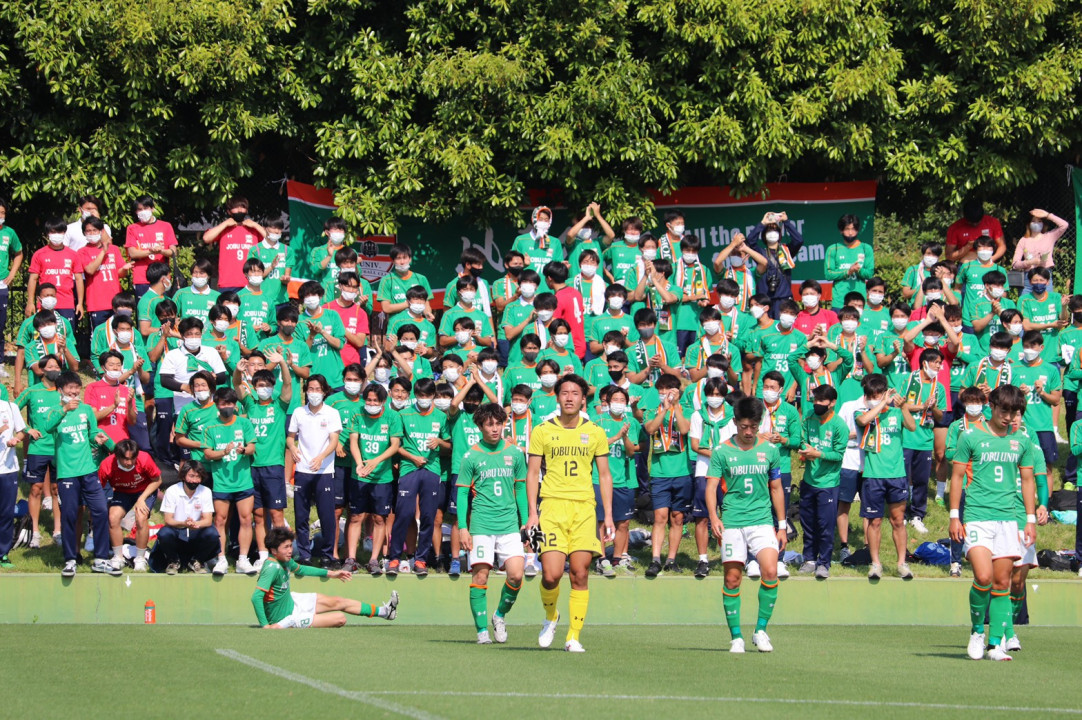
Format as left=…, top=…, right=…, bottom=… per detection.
left=1074, top=167, right=1082, bottom=294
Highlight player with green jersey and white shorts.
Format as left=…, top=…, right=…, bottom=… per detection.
left=949, top=384, right=1037, bottom=662
left=253, top=526, right=398, bottom=629
left=457, top=403, right=529, bottom=644
left=706, top=396, right=787, bottom=654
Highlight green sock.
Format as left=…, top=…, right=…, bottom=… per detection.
left=969, top=582, right=991, bottom=634
left=723, top=587, right=742, bottom=639
left=756, top=579, right=778, bottom=632
left=1011, top=592, right=1025, bottom=624
left=989, top=591, right=1010, bottom=645
left=495, top=579, right=521, bottom=618
left=358, top=602, right=385, bottom=618
left=469, top=585, right=488, bottom=633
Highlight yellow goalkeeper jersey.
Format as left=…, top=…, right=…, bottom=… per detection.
left=529, top=416, right=609, bottom=503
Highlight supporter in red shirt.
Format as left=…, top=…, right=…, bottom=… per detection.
left=902, top=305, right=960, bottom=412
left=543, top=261, right=586, bottom=359
left=201, top=196, right=266, bottom=293
left=99, top=439, right=162, bottom=573
left=26, top=217, right=84, bottom=322
left=794, top=279, right=838, bottom=337
left=945, top=199, right=1005, bottom=263
left=322, top=270, right=369, bottom=367
left=125, top=195, right=177, bottom=297
left=85, top=351, right=138, bottom=443
left=78, top=216, right=132, bottom=329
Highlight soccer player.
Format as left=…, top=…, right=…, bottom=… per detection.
left=253, top=526, right=399, bottom=629
left=705, top=396, right=787, bottom=653
left=99, top=440, right=161, bottom=572
left=201, top=388, right=258, bottom=575
left=526, top=374, right=614, bottom=652
left=458, top=403, right=528, bottom=644
left=950, top=385, right=1037, bottom=661
left=643, top=372, right=691, bottom=576
left=796, top=385, right=848, bottom=578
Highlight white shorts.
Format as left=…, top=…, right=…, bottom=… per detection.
left=721, top=525, right=779, bottom=565
left=468, top=532, right=525, bottom=568
left=278, top=592, right=317, bottom=629
left=1015, top=530, right=1037, bottom=568
left=963, top=520, right=1021, bottom=560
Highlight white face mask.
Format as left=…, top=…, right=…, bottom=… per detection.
left=765, top=231, right=780, bottom=244
left=364, top=404, right=382, bottom=415
left=924, top=335, right=940, bottom=347
left=416, top=397, right=433, bottom=410
left=706, top=396, right=725, bottom=409
left=965, top=404, right=984, bottom=417
left=952, top=325, right=963, bottom=334
left=303, top=296, right=321, bottom=311
left=605, top=344, right=620, bottom=356
left=750, top=305, right=766, bottom=320
left=1022, top=348, right=1041, bottom=362
left=105, top=369, right=123, bottom=382
left=702, top=321, right=721, bottom=336
left=520, top=283, right=537, bottom=299
left=84, top=234, right=101, bottom=244
left=39, top=325, right=57, bottom=340
left=328, top=231, right=346, bottom=245
left=624, top=233, right=640, bottom=244
left=923, top=255, right=937, bottom=268
left=390, top=397, right=409, bottom=410
left=867, top=292, right=884, bottom=306
left=402, top=339, right=417, bottom=350
left=805, top=355, right=823, bottom=370
left=40, top=296, right=58, bottom=311
left=607, top=296, right=623, bottom=311
left=642, top=248, right=657, bottom=261
left=441, top=367, right=459, bottom=383
left=511, top=401, right=528, bottom=415
left=671, top=223, right=685, bottom=235
left=136, top=209, right=154, bottom=223
left=192, top=275, right=208, bottom=289
left=989, top=286, right=1005, bottom=299
left=990, top=348, right=1008, bottom=362
left=60, top=395, right=76, bottom=405
left=553, top=334, right=570, bottom=348
left=116, top=330, right=133, bottom=344
left=682, top=252, right=698, bottom=265
left=454, top=330, right=471, bottom=346
left=581, top=264, right=598, bottom=278
left=184, top=337, right=201, bottom=352
left=536, top=309, right=553, bottom=323
left=762, top=389, right=780, bottom=404
left=266, top=233, right=282, bottom=244
left=892, top=317, right=908, bottom=331
left=729, top=255, right=745, bottom=268
left=409, top=302, right=426, bottom=315
left=481, top=360, right=498, bottom=375
left=718, top=296, right=735, bottom=310
left=977, top=249, right=993, bottom=262
left=213, top=320, right=229, bottom=333
left=194, top=390, right=211, bottom=403
left=1009, top=323, right=1024, bottom=337
left=339, top=289, right=357, bottom=302
left=309, top=392, right=326, bottom=406
left=374, top=367, right=390, bottom=383
left=256, top=387, right=273, bottom=401
left=1029, top=221, right=1043, bottom=234
left=248, top=274, right=263, bottom=287
left=344, top=381, right=362, bottom=396
left=48, top=233, right=65, bottom=246
left=224, top=304, right=239, bottom=319
left=841, top=320, right=859, bottom=333
left=925, top=291, right=942, bottom=302
left=534, top=221, right=551, bottom=235
left=394, top=261, right=411, bottom=273
left=539, top=373, right=558, bottom=388
left=778, top=313, right=796, bottom=329
left=578, top=228, right=593, bottom=241
left=460, top=291, right=476, bottom=304
left=802, top=294, right=820, bottom=308
left=433, top=398, right=452, bottom=411
left=706, top=367, right=724, bottom=379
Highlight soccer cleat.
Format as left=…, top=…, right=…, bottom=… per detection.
left=413, top=560, right=428, bottom=577
left=133, top=557, right=149, bottom=572
left=538, top=611, right=560, bottom=648
left=694, top=560, right=710, bottom=578
left=0, top=555, right=13, bottom=569
left=166, top=562, right=181, bottom=576
left=491, top=614, right=508, bottom=643
left=967, top=632, right=986, bottom=660
left=386, top=559, right=400, bottom=577
left=1004, top=635, right=1021, bottom=652
left=815, top=564, right=830, bottom=579
left=382, top=590, right=399, bottom=621
left=897, top=563, right=914, bottom=580
left=868, top=562, right=883, bottom=580
left=449, top=558, right=461, bottom=577
left=342, top=557, right=360, bottom=573
left=776, top=562, right=790, bottom=579
left=746, top=559, right=762, bottom=578
left=61, top=560, right=76, bottom=577
left=93, top=558, right=122, bottom=576
left=235, top=556, right=256, bottom=575
left=729, top=637, right=746, bottom=653
left=323, top=558, right=343, bottom=571
left=752, top=630, right=774, bottom=652
left=564, top=639, right=586, bottom=653
left=367, top=559, right=382, bottom=576
left=29, top=532, right=41, bottom=549
left=663, top=559, right=679, bottom=574
left=212, top=556, right=228, bottom=576
left=839, top=546, right=852, bottom=563
left=910, top=518, right=929, bottom=534
left=986, top=645, right=1012, bottom=662
left=524, top=560, right=537, bottom=578
left=644, top=560, right=662, bottom=578
left=798, top=561, right=816, bottom=574
left=477, top=630, right=492, bottom=645
left=598, top=558, right=616, bottom=577
left=949, top=562, right=962, bottom=577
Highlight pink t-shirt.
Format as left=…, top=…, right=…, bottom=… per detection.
left=1011, top=214, right=1069, bottom=270
left=795, top=308, right=838, bottom=338
left=85, top=380, right=133, bottom=442
left=322, top=300, right=370, bottom=367
left=125, top=220, right=177, bottom=284
left=212, top=225, right=261, bottom=288
left=77, top=245, right=126, bottom=312
left=553, top=286, right=586, bottom=359
left=29, top=247, right=83, bottom=310
left=98, top=451, right=160, bottom=494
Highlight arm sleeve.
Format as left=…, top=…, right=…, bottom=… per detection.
left=159, top=373, right=183, bottom=392
left=251, top=588, right=270, bottom=626
left=293, top=564, right=329, bottom=578
left=824, top=246, right=844, bottom=281
left=456, top=484, right=470, bottom=530
left=860, top=244, right=875, bottom=278
left=820, top=421, right=847, bottom=462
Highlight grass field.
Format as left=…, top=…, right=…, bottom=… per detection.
left=6, top=624, right=1082, bottom=719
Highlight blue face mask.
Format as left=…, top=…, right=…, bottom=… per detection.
left=1032, top=283, right=1048, bottom=295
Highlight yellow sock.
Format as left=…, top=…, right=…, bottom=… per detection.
left=566, top=589, right=589, bottom=643
left=540, top=583, right=560, bottom=622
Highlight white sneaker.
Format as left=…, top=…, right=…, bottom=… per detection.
left=564, top=639, right=585, bottom=653
left=752, top=630, right=773, bottom=652
left=212, top=556, right=228, bottom=575
left=491, top=614, right=508, bottom=643
left=42, top=496, right=53, bottom=511
left=729, top=637, right=745, bottom=654
left=400, top=559, right=411, bottom=574
left=1004, top=635, right=1022, bottom=652
left=93, top=558, right=122, bottom=576
left=538, top=612, right=560, bottom=648
left=61, top=559, right=76, bottom=577
left=235, top=556, right=255, bottom=575
left=967, top=632, right=986, bottom=660
left=987, top=645, right=1012, bottom=662
left=868, top=562, right=883, bottom=580
left=133, top=557, right=149, bottom=572
left=252, top=557, right=265, bottom=573
left=746, top=560, right=761, bottom=578
left=285, top=483, right=295, bottom=499
left=477, top=630, right=492, bottom=645
left=776, top=563, right=790, bottom=579
left=949, top=562, right=962, bottom=577
left=910, top=517, right=929, bottom=534
left=109, top=556, right=124, bottom=572
left=1055, top=428, right=1066, bottom=444
left=382, top=590, right=400, bottom=621
left=29, top=532, right=41, bottom=549
left=524, top=561, right=538, bottom=578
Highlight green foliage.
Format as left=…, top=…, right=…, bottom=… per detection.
left=873, top=207, right=959, bottom=302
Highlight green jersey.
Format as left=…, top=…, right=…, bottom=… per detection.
left=386, top=311, right=438, bottom=348
left=537, top=347, right=583, bottom=377
left=945, top=416, right=983, bottom=462
left=308, top=242, right=343, bottom=298
left=859, top=304, right=891, bottom=342
left=136, top=289, right=164, bottom=337
left=439, top=303, right=495, bottom=339
left=500, top=301, right=538, bottom=356
left=954, top=423, right=1035, bottom=523
left=859, top=406, right=906, bottom=478
left=592, top=414, right=639, bottom=489
left=1022, top=435, right=1047, bottom=524
left=1059, top=325, right=1082, bottom=392
left=627, top=336, right=680, bottom=388
left=511, top=233, right=564, bottom=291
left=649, top=408, right=689, bottom=477
left=201, top=417, right=256, bottom=493
left=503, top=410, right=537, bottom=454
left=900, top=372, right=947, bottom=451
left=456, top=439, right=527, bottom=535
left=950, top=333, right=980, bottom=392
left=761, top=400, right=802, bottom=473
left=901, top=263, right=930, bottom=297
left=603, top=241, right=641, bottom=287
left=240, top=394, right=290, bottom=468
left=377, top=270, right=432, bottom=322
left=294, top=309, right=346, bottom=388
left=1013, top=359, right=1060, bottom=432
left=530, top=391, right=558, bottom=421
left=800, top=412, right=848, bottom=488
left=955, top=260, right=1004, bottom=308
left=17, top=386, right=62, bottom=455
left=41, top=402, right=100, bottom=478
left=200, top=331, right=242, bottom=379
left=450, top=412, right=483, bottom=476
left=173, top=287, right=220, bottom=326
left=674, top=260, right=713, bottom=331
left=327, top=393, right=362, bottom=468
left=16, top=311, right=73, bottom=349
left=0, top=226, right=22, bottom=275
left=351, top=409, right=403, bottom=484
left=237, top=288, right=275, bottom=349
left=788, top=349, right=854, bottom=418
left=707, top=439, right=782, bottom=529
left=567, top=238, right=604, bottom=278
left=592, top=311, right=639, bottom=345
left=824, top=241, right=874, bottom=308
left=253, top=558, right=327, bottom=626
left=174, top=400, right=218, bottom=463
left=399, top=407, right=448, bottom=474
left=502, top=363, right=543, bottom=403
left=247, top=241, right=289, bottom=306
left=255, top=336, right=311, bottom=414
left=1018, top=291, right=1064, bottom=363
left=754, top=328, right=808, bottom=392
left=151, top=334, right=180, bottom=402
left=25, top=333, right=80, bottom=373
left=964, top=296, right=1016, bottom=353
left=872, top=328, right=912, bottom=392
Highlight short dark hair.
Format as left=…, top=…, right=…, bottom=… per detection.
left=732, top=397, right=764, bottom=425
left=473, top=403, right=507, bottom=428
left=811, top=384, right=838, bottom=402
left=265, top=526, right=296, bottom=551
left=146, top=262, right=171, bottom=286
left=213, top=387, right=239, bottom=405
left=554, top=374, right=589, bottom=396
left=988, top=384, right=1027, bottom=415
left=543, top=262, right=569, bottom=285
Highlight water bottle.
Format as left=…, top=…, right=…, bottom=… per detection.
left=144, top=600, right=156, bottom=624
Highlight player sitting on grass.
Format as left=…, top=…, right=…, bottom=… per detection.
left=949, top=384, right=1037, bottom=662
left=457, top=403, right=528, bottom=644
left=253, top=526, right=399, bottom=629
left=706, top=396, right=786, bottom=654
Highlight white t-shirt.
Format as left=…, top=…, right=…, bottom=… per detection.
left=159, top=346, right=228, bottom=412
left=688, top=409, right=736, bottom=477
left=160, top=483, right=214, bottom=523
left=287, top=404, right=343, bottom=476
left=65, top=218, right=112, bottom=253
left=0, top=401, right=26, bottom=474
left=838, top=399, right=865, bottom=472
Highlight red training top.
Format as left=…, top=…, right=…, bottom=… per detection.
left=99, top=451, right=161, bottom=494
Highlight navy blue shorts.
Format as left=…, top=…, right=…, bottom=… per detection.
left=24, top=454, right=55, bottom=485
left=593, top=483, right=605, bottom=522
left=839, top=468, right=862, bottom=504
left=1036, top=430, right=1059, bottom=467
left=860, top=477, right=907, bottom=519
left=934, top=399, right=954, bottom=429
left=612, top=487, right=636, bottom=523
left=691, top=475, right=724, bottom=519
left=212, top=488, right=255, bottom=503
left=350, top=479, right=393, bottom=516
left=440, top=477, right=458, bottom=516
left=333, top=465, right=349, bottom=506
left=650, top=475, right=692, bottom=515
left=108, top=490, right=157, bottom=513
left=252, top=465, right=287, bottom=512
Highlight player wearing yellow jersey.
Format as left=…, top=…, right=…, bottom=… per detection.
left=526, top=374, right=614, bottom=653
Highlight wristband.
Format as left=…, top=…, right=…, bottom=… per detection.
left=1026, top=514, right=1037, bottom=524
left=949, top=509, right=959, bottom=519
left=777, top=520, right=787, bottom=531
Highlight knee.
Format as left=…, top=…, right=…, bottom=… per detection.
left=29, top=484, right=42, bottom=498
left=653, top=510, right=669, bottom=525
left=333, top=613, right=347, bottom=627
left=670, top=512, right=684, bottom=526
left=568, top=567, right=588, bottom=587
